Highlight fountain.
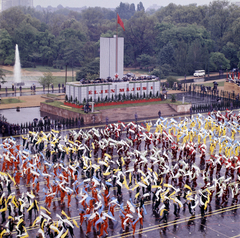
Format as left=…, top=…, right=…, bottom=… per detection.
left=14, top=44, right=24, bottom=86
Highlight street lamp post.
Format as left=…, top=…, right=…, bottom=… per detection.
left=184, top=74, right=186, bottom=91
left=65, top=63, right=68, bottom=85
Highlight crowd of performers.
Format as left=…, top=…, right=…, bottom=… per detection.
left=0, top=109, right=240, bottom=237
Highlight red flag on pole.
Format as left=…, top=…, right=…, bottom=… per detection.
left=117, top=14, right=125, bottom=31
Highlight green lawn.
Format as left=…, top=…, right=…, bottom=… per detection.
left=23, top=66, right=80, bottom=73
left=46, top=93, right=59, bottom=97
left=1, top=98, right=23, bottom=104
left=44, top=99, right=189, bottom=113
left=51, top=76, right=79, bottom=87
left=126, top=68, right=149, bottom=74
left=94, top=99, right=189, bottom=110
left=0, top=68, right=13, bottom=75
left=52, top=76, right=66, bottom=87
left=0, top=76, right=68, bottom=90
left=43, top=101, right=85, bottom=114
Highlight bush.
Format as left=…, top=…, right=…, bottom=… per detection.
left=161, top=64, right=171, bottom=76
left=150, top=68, right=164, bottom=79
left=21, top=61, right=34, bottom=68
left=171, top=94, right=176, bottom=102
left=4, top=58, right=13, bottom=65
left=166, top=76, right=178, bottom=88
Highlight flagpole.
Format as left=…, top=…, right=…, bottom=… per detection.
left=116, top=13, right=118, bottom=78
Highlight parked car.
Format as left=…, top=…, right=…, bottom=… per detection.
left=193, top=70, right=205, bottom=77
left=127, top=72, right=135, bottom=78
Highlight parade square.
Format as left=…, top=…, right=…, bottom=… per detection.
left=0, top=108, right=239, bottom=238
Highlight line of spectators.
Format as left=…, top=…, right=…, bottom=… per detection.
left=0, top=116, right=85, bottom=137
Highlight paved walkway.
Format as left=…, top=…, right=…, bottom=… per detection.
left=0, top=85, right=225, bottom=111
left=0, top=95, right=46, bottom=109
left=101, top=104, right=177, bottom=122
left=0, top=94, right=64, bottom=109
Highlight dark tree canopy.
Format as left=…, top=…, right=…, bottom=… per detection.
left=0, top=1, right=240, bottom=79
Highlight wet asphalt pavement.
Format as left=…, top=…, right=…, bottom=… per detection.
left=1, top=114, right=240, bottom=238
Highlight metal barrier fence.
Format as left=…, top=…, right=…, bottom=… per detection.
left=176, top=83, right=240, bottom=114
left=0, top=117, right=85, bottom=137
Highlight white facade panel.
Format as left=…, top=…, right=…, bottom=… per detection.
left=74, top=87, right=78, bottom=100
left=109, top=38, right=115, bottom=79
left=66, top=81, right=161, bottom=104
left=118, top=38, right=124, bottom=79
left=100, top=37, right=124, bottom=80
left=100, top=38, right=110, bottom=79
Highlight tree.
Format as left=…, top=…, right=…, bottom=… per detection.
left=137, top=2, right=145, bottom=12
left=225, top=17, right=240, bottom=48
left=56, top=28, right=87, bottom=68
left=116, top=2, right=135, bottom=20
left=0, top=69, right=6, bottom=84
left=166, top=76, right=178, bottom=88
left=154, top=3, right=178, bottom=23
left=76, top=58, right=100, bottom=81
left=156, top=24, right=210, bottom=49
left=13, top=22, right=39, bottom=67
left=0, top=29, right=15, bottom=65
left=154, top=22, right=173, bottom=50
left=175, top=41, right=188, bottom=75
left=158, top=42, right=175, bottom=66
left=48, top=13, right=67, bottom=37
left=237, top=51, right=240, bottom=69
left=0, top=7, right=26, bottom=36
left=186, top=39, right=209, bottom=74
left=136, top=54, right=155, bottom=70
left=101, top=30, right=114, bottom=38
left=150, top=68, right=163, bottom=78
left=205, top=0, right=230, bottom=50
left=161, top=64, right=171, bottom=76
left=1, top=1, right=240, bottom=76
left=62, top=36, right=85, bottom=67
left=209, top=52, right=230, bottom=71
left=171, top=4, right=206, bottom=25
left=222, top=42, right=238, bottom=69
left=28, top=30, right=57, bottom=66
left=39, top=72, right=55, bottom=92
left=124, top=12, right=156, bottom=64
left=82, top=7, right=109, bottom=42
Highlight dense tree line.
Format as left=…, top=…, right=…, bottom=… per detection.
left=0, top=1, right=239, bottom=79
